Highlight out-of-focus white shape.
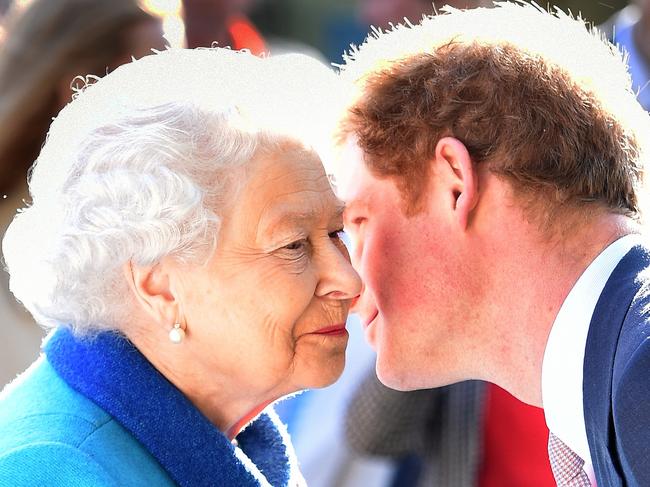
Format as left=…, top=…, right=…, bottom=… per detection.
left=141, top=0, right=185, bottom=48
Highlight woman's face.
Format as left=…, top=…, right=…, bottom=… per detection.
left=173, top=144, right=361, bottom=401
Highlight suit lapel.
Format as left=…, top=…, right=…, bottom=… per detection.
left=583, top=245, right=650, bottom=486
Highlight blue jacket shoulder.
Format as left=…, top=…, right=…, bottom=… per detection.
left=0, top=358, right=174, bottom=486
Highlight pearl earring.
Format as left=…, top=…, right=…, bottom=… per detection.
left=169, top=322, right=185, bottom=344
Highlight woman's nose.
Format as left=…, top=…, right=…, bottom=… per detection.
left=315, top=240, right=362, bottom=300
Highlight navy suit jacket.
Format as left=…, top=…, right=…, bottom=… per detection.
left=584, top=244, right=650, bottom=487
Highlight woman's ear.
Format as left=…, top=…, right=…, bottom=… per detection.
left=123, top=259, right=178, bottom=325
left=433, top=136, right=478, bottom=230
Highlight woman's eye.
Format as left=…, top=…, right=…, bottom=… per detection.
left=284, top=239, right=307, bottom=251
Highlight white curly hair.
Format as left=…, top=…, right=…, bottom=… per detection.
left=2, top=47, right=340, bottom=335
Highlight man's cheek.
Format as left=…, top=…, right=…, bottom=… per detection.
left=364, top=234, right=397, bottom=289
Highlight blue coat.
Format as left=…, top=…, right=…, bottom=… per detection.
left=0, top=328, right=303, bottom=486
left=584, top=244, right=650, bottom=487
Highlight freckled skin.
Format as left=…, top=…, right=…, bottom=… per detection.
left=170, top=143, right=361, bottom=413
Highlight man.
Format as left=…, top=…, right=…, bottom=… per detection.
left=348, top=3, right=556, bottom=486
left=333, top=3, right=650, bottom=486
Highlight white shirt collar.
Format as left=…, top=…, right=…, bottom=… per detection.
left=541, top=234, right=641, bottom=477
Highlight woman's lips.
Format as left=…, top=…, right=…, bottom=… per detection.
left=312, top=324, right=348, bottom=336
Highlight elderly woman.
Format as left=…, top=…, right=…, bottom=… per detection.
left=0, top=48, right=360, bottom=486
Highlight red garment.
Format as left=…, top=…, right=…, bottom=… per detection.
left=227, top=14, right=266, bottom=56
left=478, top=383, right=556, bottom=487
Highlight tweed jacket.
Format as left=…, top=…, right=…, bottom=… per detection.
left=346, top=374, right=485, bottom=486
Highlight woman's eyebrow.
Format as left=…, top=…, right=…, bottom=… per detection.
left=256, top=208, right=319, bottom=241
left=259, top=203, right=346, bottom=238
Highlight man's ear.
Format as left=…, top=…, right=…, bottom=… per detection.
left=123, top=259, right=178, bottom=326
left=433, top=137, right=478, bottom=230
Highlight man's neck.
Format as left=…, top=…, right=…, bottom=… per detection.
left=478, top=211, right=637, bottom=406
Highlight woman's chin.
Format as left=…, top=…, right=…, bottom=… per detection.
left=301, top=355, right=346, bottom=389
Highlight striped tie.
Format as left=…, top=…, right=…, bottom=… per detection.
left=548, top=432, right=591, bottom=486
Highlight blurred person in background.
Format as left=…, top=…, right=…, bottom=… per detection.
left=601, top=0, right=650, bottom=110
left=181, top=0, right=266, bottom=54
left=182, top=0, right=326, bottom=61
left=0, top=0, right=166, bottom=388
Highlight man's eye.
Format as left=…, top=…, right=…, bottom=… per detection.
left=329, top=229, right=345, bottom=240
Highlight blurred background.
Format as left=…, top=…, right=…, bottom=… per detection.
left=0, top=1, right=644, bottom=486
left=248, top=0, right=630, bottom=63
left=138, top=0, right=632, bottom=63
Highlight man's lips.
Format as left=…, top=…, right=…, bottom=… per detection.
left=312, top=324, right=348, bottom=336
